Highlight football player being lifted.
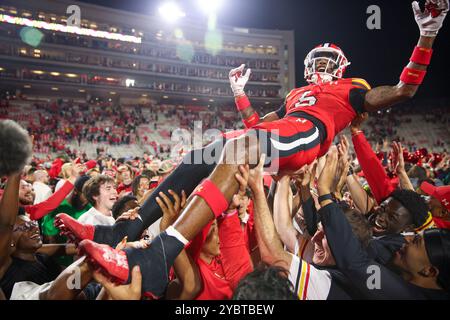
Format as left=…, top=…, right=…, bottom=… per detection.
left=56, top=0, right=448, bottom=298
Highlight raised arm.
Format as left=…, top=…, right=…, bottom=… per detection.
left=364, top=1, right=448, bottom=112
left=273, top=176, right=298, bottom=253
left=351, top=114, right=396, bottom=204
left=317, top=147, right=417, bottom=299
left=293, top=162, right=320, bottom=237
left=240, top=155, right=292, bottom=271
left=25, top=163, right=83, bottom=220
left=0, top=173, right=20, bottom=269
left=229, top=64, right=281, bottom=128
left=346, top=173, right=375, bottom=214
left=391, top=141, right=415, bottom=191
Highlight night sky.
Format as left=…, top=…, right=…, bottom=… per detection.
left=77, top=0, right=450, bottom=100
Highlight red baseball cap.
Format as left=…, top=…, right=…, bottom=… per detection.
left=420, top=182, right=450, bottom=211
left=84, top=160, right=97, bottom=170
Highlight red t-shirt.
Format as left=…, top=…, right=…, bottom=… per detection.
left=116, top=183, right=132, bottom=195
left=195, top=257, right=233, bottom=300
left=187, top=213, right=253, bottom=300
left=433, top=217, right=450, bottom=230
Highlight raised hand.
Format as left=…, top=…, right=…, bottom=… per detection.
left=391, top=141, right=406, bottom=174
left=317, top=146, right=339, bottom=197
left=157, top=189, right=187, bottom=231
left=236, top=154, right=266, bottom=194
left=229, top=64, right=251, bottom=97
left=116, top=207, right=140, bottom=222
left=93, top=265, right=142, bottom=300
left=350, top=112, right=368, bottom=135
left=337, top=135, right=350, bottom=162
left=228, top=164, right=250, bottom=212
left=335, top=137, right=351, bottom=198
left=293, top=161, right=317, bottom=190
left=412, top=0, right=449, bottom=36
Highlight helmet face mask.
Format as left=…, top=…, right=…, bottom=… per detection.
left=304, top=44, right=351, bottom=84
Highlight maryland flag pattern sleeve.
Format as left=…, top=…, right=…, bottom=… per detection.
left=288, top=254, right=332, bottom=300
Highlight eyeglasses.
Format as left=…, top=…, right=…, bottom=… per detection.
left=13, top=220, right=39, bottom=232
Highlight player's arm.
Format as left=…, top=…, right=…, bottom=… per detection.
left=229, top=64, right=281, bottom=128
left=364, top=0, right=448, bottom=112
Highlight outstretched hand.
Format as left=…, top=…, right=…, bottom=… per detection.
left=229, top=64, right=251, bottom=97
left=317, top=146, right=339, bottom=197
left=391, top=141, right=406, bottom=174
left=412, top=0, right=449, bottom=36
left=293, top=161, right=317, bottom=190
left=335, top=136, right=350, bottom=198
left=115, top=209, right=150, bottom=250
left=93, top=265, right=142, bottom=300
left=116, top=207, right=140, bottom=222
left=235, top=154, right=266, bottom=194
left=350, top=113, right=368, bottom=135
left=157, top=189, right=187, bottom=231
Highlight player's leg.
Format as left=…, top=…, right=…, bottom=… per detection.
left=94, top=138, right=224, bottom=245
left=56, top=138, right=225, bottom=246
left=78, top=133, right=260, bottom=297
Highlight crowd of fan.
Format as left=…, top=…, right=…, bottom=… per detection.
left=1, top=99, right=243, bottom=156
left=2, top=99, right=447, bottom=160
left=365, top=105, right=449, bottom=150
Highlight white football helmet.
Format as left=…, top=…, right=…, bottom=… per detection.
left=304, top=43, right=351, bottom=84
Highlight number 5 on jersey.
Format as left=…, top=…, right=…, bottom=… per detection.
left=295, top=90, right=317, bottom=108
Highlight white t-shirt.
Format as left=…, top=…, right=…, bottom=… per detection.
left=54, top=179, right=65, bottom=192
left=78, top=207, right=115, bottom=226
left=294, top=236, right=314, bottom=263
left=10, top=281, right=52, bottom=300
left=55, top=179, right=74, bottom=200
left=33, top=182, right=52, bottom=204
left=288, top=254, right=332, bottom=300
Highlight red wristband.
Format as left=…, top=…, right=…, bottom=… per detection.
left=192, top=179, right=229, bottom=218
left=400, top=67, right=426, bottom=85
left=242, top=112, right=260, bottom=128
left=351, top=130, right=364, bottom=137
left=410, top=46, right=433, bottom=66
left=235, top=95, right=251, bottom=111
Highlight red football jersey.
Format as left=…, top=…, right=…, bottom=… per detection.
left=281, top=78, right=371, bottom=153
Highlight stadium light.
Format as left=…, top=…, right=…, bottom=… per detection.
left=198, top=0, right=223, bottom=15
left=158, top=2, right=186, bottom=23
left=125, top=78, right=135, bottom=87
left=0, top=14, right=141, bottom=43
